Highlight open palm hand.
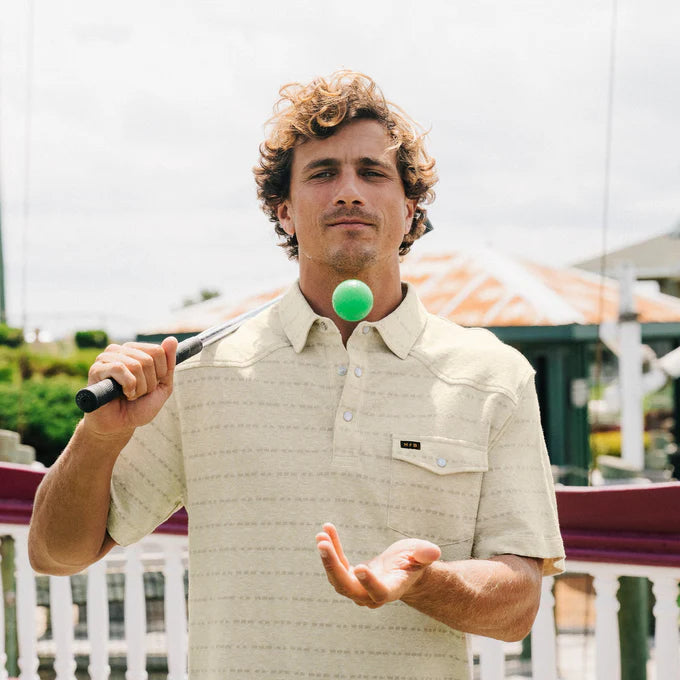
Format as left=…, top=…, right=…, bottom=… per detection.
left=315, top=523, right=441, bottom=608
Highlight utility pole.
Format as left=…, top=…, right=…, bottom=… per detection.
left=0, top=39, right=6, bottom=324
left=618, top=262, right=644, bottom=469
left=0, top=169, right=7, bottom=325
left=617, top=261, right=649, bottom=680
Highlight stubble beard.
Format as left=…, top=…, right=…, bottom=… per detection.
left=326, top=236, right=378, bottom=276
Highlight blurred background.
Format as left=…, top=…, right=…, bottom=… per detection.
left=0, top=0, right=678, bottom=340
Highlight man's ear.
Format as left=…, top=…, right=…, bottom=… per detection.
left=277, top=202, right=295, bottom=236
left=404, top=199, right=417, bottom=235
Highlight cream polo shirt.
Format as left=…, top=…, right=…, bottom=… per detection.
left=108, top=281, right=565, bottom=680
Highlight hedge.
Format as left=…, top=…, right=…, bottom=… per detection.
left=0, top=378, right=83, bottom=466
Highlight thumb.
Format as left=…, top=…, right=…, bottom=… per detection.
left=409, top=540, right=442, bottom=566
left=161, top=336, right=179, bottom=385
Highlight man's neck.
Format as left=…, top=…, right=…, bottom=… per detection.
left=298, top=264, right=404, bottom=346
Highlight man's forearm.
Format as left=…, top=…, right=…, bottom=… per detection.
left=401, top=555, right=543, bottom=642
left=28, top=420, right=132, bottom=575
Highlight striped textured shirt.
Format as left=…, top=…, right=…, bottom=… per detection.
left=108, top=281, right=565, bottom=680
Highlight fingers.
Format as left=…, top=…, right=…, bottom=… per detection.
left=321, top=523, right=350, bottom=569
left=89, top=340, right=177, bottom=401
left=352, top=564, right=390, bottom=605
left=315, top=526, right=373, bottom=606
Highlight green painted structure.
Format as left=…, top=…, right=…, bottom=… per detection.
left=489, top=322, right=680, bottom=478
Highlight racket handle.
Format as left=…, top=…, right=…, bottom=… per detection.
left=75, top=335, right=205, bottom=413
left=75, top=378, right=123, bottom=413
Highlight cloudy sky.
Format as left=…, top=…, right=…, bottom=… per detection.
left=0, top=1, right=678, bottom=339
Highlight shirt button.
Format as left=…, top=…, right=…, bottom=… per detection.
left=354, top=367, right=363, bottom=377
left=343, top=411, right=353, bottom=422
left=337, top=365, right=348, bottom=376
left=436, top=458, right=447, bottom=468
left=362, top=326, right=370, bottom=334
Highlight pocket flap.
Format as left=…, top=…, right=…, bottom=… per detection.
left=392, top=435, right=488, bottom=475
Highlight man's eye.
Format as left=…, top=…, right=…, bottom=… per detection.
left=311, top=171, right=333, bottom=179
left=362, top=170, right=384, bottom=178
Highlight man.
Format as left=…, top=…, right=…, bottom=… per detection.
left=29, top=71, right=564, bottom=679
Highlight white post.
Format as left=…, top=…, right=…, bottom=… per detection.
left=124, top=544, right=148, bottom=680
left=618, top=262, right=645, bottom=469
left=49, top=575, right=77, bottom=680
left=86, top=559, right=111, bottom=680
left=593, top=573, right=621, bottom=680
left=531, top=576, right=558, bottom=680
left=0, top=539, right=8, bottom=680
left=475, top=635, right=505, bottom=680
left=164, top=542, right=187, bottom=680
left=651, top=576, right=680, bottom=678
left=13, top=531, right=39, bottom=680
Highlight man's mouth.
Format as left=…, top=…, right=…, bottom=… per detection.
left=328, top=220, right=373, bottom=228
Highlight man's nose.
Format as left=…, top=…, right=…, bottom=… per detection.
left=333, top=171, right=365, bottom=206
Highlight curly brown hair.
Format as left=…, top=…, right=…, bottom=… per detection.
left=254, top=70, right=438, bottom=259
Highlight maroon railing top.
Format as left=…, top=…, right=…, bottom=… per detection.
left=2, top=463, right=679, bottom=567
left=555, top=482, right=680, bottom=567
left=0, top=462, right=187, bottom=533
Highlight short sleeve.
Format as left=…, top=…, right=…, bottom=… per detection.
left=473, top=373, right=565, bottom=575
left=107, top=390, right=185, bottom=546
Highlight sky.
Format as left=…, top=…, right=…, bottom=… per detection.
left=0, top=0, right=678, bottom=340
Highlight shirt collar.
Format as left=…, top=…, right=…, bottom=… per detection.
left=278, top=281, right=427, bottom=359
left=373, top=282, right=428, bottom=359
left=278, top=282, right=321, bottom=354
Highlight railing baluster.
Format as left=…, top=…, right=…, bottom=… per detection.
left=13, top=531, right=39, bottom=680
left=0, top=538, right=8, bottom=680
left=87, top=559, right=111, bottom=680
left=531, top=575, right=558, bottom=680
left=49, top=575, right=77, bottom=680
left=651, top=576, right=680, bottom=679
left=475, top=635, right=505, bottom=680
left=593, top=572, right=621, bottom=680
left=124, top=544, right=148, bottom=680
left=163, top=541, right=187, bottom=680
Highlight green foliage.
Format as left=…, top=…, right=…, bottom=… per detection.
left=0, top=377, right=82, bottom=466
left=182, top=288, right=221, bottom=307
left=0, top=346, right=101, bottom=465
left=74, top=329, right=109, bottom=349
left=0, top=324, right=24, bottom=347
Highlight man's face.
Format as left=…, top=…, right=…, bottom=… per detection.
left=277, top=119, right=416, bottom=276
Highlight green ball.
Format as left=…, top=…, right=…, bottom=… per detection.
left=332, top=280, right=374, bottom=322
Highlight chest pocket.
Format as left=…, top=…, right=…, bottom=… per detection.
left=388, top=435, right=488, bottom=547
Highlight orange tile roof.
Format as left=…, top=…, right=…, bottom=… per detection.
left=401, top=250, right=680, bottom=326
left=142, top=250, right=680, bottom=335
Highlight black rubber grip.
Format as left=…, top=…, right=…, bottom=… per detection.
left=75, top=378, right=124, bottom=413
left=75, top=335, right=205, bottom=413
left=175, top=335, right=203, bottom=363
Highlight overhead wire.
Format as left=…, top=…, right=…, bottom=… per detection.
left=0, top=10, right=6, bottom=323
left=584, top=1, right=620, bottom=677
left=21, top=0, right=34, bottom=333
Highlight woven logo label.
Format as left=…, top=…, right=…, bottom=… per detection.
left=400, top=440, right=421, bottom=450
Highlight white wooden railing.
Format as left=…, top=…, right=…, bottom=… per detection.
left=1, top=463, right=679, bottom=680
left=3, top=528, right=679, bottom=680
left=472, top=561, right=680, bottom=680
left=1, top=525, right=188, bottom=680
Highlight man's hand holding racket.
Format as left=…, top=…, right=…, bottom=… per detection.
left=83, top=337, right=178, bottom=438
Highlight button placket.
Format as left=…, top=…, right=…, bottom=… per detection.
left=331, top=345, right=367, bottom=468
